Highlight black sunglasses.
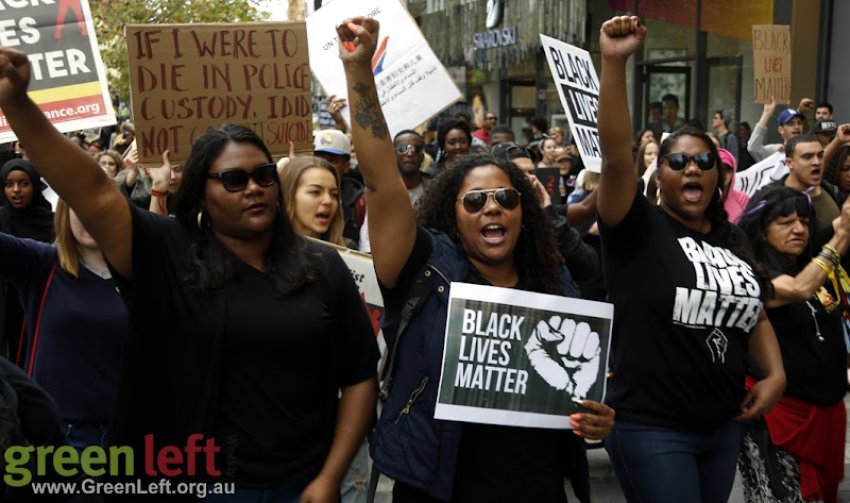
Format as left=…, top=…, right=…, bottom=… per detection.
left=665, top=152, right=716, bottom=171
left=207, top=163, right=278, bottom=192
left=458, top=188, right=521, bottom=213
left=395, top=144, right=424, bottom=155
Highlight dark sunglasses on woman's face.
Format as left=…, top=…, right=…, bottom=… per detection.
left=458, top=188, right=521, bottom=213
left=664, top=152, right=716, bottom=171
left=206, top=163, right=278, bottom=192
left=395, top=144, right=424, bottom=155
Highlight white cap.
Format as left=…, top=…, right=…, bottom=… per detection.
left=313, top=129, right=352, bottom=156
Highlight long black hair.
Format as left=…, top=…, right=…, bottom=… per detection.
left=416, top=154, right=564, bottom=295
left=738, top=185, right=813, bottom=276
left=657, top=127, right=772, bottom=298
left=173, top=124, right=314, bottom=295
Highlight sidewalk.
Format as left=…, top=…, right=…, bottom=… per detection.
left=373, top=394, right=850, bottom=502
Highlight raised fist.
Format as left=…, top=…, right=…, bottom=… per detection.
left=525, top=315, right=601, bottom=400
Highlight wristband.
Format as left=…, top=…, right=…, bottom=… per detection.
left=151, top=189, right=168, bottom=198
left=812, top=257, right=833, bottom=274
left=823, top=244, right=841, bottom=262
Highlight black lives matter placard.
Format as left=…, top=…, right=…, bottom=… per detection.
left=435, top=283, right=613, bottom=429
left=540, top=34, right=601, bottom=172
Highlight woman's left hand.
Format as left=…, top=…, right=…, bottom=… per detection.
left=570, top=399, right=615, bottom=440
left=736, top=374, right=784, bottom=421
left=300, top=473, right=339, bottom=503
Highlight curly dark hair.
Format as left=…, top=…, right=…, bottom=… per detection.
left=658, top=127, right=772, bottom=298
left=172, top=124, right=314, bottom=295
left=415, top=154, right=564, bottom=295
left=738, top=185, right=813, bottom=276
left=825, top=144, right=850, bottom=197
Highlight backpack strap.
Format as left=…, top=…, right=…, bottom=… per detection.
left=378, top=274, right=432, bottom=401
left=26, top=262, right=58, bottom=377
left=368, top=270, right=434, bottom=503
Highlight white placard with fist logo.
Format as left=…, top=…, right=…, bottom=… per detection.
left=435, top=283, right=613, bottom=429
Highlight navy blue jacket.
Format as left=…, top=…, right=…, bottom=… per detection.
left=370, top=228, right=579, bottom=501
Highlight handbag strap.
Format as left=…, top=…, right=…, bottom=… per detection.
left=26, top=262, right=58, bottom=377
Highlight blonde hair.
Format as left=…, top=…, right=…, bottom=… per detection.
left=278, top=156, right=345, bottom=246
left=53, top=199, right=81, bottom=277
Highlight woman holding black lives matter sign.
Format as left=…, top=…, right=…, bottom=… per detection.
left=337, top=17, right=613, bottom=503
left=596, top=16, right=786, bottom=503
left=0, top=42, right=377, bottom=502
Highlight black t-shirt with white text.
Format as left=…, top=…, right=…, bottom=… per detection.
left=600, top=196, right=762, bottom=432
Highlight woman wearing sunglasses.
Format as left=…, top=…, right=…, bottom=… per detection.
left=0, top=47, right=378, bottom=501
left=338, top=18, right=614, bottom=503
left=737, top=186, right=850, bottom=503
left=596, top=17, right=785, bottom=502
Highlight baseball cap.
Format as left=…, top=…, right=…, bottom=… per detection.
left=554, top=148, right=573, bottom=162
left=313, top=129, right=351, bottom=156
left=813, top=120, right=837, bottom=134
left=776, top=109, right=804, bottom=126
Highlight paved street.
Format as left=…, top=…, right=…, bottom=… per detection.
left=373, top=395, right=850, bottom=502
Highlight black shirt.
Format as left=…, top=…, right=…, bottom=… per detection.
left=600, top=195, right=762, bottom=432
left=109, top=205, right=377, bottom=488
left=757, top=267, right=846, bottom=406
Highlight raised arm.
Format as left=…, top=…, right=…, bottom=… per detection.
left=0, top=48, right=131, bottom=278
left=823, top=124, right=850, bottom=172
left=596, top=16, right=646, bottom=228
left=338, top=19, right=416, bottom=288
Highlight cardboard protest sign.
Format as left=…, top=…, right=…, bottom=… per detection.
left=306, top=0, right=462, bottom=137
left=540, top=35, right=601, bottom=173
left=435, top=283, right=613, bottom=429
left=126, top=23, right=312, bottom=164
left=0, top=0, right=116, bottom=142
left=752, top=25, right=791, bottom=104
left=306, top=238, right=386, bottom=371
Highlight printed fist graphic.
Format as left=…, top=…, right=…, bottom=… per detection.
left=525, top=315, right=601, bottom=400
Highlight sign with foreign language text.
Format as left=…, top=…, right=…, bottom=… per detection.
left=540, top=35, right=601, bottom=172
left=306, top=0, right=462, bottom=136
left=435, top=283, right=612, bottom=429
left=0, top=0, right=116, bottom=143
left=752, top=25, right=791, bottom=105
left=126, top=22, right=312, bottom=164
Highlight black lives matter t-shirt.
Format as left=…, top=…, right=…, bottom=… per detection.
left=600, top=196, right=762, bottom=432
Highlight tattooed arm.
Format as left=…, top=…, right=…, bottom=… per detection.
left=339, top=18, right=416, bottom=288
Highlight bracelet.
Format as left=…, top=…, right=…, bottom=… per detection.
left=812, top=256, right=833, bottom=274
left=818, top=251, right=838, bottom=267
left=150, top=189, right=168, bottom=198
left=823, top=244, right=841, bottom=262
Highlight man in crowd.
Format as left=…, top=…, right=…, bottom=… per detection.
left=712, top=110, right=739, bottom=162
left=358, top=130, right=431, bottom=253
left=314, top=129, right=365, bottom=247
left=660, top=94, right=684, bottom=133
left=473, top=112, right=498, bottom=145
left=816, top=101, right=834, bottom=121
left=813, top=120, right=837, bottom=147
left=488, top=125, right=515, bottom=146
left=753, top=134, right=840, bottom=241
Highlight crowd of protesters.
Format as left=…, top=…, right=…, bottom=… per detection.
left=0, top=12, right=848, bottom=503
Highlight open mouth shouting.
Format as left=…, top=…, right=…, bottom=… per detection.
left=481, top=222, right=508, bottom=245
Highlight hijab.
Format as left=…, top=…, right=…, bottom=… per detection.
left=0, top=159, right=54, bottom=243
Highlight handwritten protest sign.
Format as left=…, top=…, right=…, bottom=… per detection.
left=306, top=0, right=462, bottom=137
left=435, top=283, right=613, bottom=429
left=541, top=35, right=601, bottom=173
left=0, top=0, right=115, bottom=143
left=752, top=25, right=791, bottom=104
left=126, top=23, right=312, bottom=164
left=307, top=238, right=386, bottom=371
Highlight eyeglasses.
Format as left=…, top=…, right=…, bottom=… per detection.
left=395, top=144, right=424, bottom=155
left=664, top=152, right=716, bottom=171
left=206, top=163, right=278, bottom=192
left=458, top=188, right=521, bottom=213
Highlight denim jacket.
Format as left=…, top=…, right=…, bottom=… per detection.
left=370, top=228, right=578, bottom=501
